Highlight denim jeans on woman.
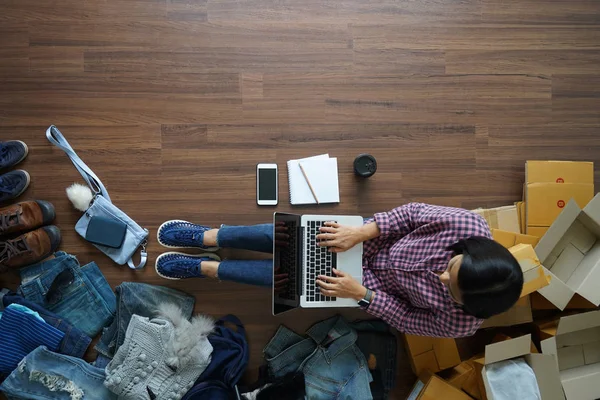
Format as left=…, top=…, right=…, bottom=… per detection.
left=215, top=224, right=274, bottom=286
left=16, top=252, right=116, bottom=337
left=94, top=282, right=195, bottom=368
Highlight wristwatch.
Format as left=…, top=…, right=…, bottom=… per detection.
left=358, top=288, right=374, bottom=308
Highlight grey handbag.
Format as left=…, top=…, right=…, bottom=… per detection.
left=46, top=125, right=148, bottom=269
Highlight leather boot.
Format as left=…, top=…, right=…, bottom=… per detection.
left=0, top=201, right=55, bottom=237
left=0, top=226, right=61, bottom=272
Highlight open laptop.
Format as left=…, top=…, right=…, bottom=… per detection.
left=272, top=212, right=363, bottom=315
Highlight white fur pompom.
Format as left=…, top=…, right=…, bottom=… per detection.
left=66, top=183, right=93, bottom=212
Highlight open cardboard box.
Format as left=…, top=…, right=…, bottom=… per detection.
left=535, top=193, right=600, bottom=310
left=403, top=334, right=461, bottom=376
left=482, top=334, right=565, bottom=400
left=541, top=310, right=600, bottom=400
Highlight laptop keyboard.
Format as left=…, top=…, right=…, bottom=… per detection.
left=278, top=221, right=297, bottom=301
left=305, top=220, right=337, bottom=303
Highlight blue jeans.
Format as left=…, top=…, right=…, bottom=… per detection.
left=16, top=252, right=116, bottom=337
left=0, top=290, right=91, bottom=359
left=215, top=224, right=274, bottom=287
left=264, top=315, right=373, bottom=400
left=94, top=282, right=195, bottom=368
left=0, top=346, right=116, bottom=400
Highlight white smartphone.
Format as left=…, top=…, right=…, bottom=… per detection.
left=256, top=163, right=278, bottom=206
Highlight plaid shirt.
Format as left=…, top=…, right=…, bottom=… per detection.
left=361, top=203, right=491, bottom=338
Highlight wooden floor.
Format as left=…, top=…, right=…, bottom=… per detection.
left=1, top=0, right=600, bottom=397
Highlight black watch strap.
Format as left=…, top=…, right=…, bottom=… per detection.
left=358, top=289, right=373, bottom=307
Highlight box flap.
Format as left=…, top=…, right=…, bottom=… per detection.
left=509, top=244, right=541, bottom=273
left=525, top=353, right=566, bottom=400
left=521, top=267, right=551, bottom=297
left=556, top=310, right=600, bottom=336
left=484, top=335, right=532, bottom=365
left=535, top=199, right=583, bottom=262
left=582, top=193, right=600, bottom=225
left=560, top=363, right=600, bottom=400
left=537, top=267, right=575, bottom=310
left=432, top=338, right=461, bottom=370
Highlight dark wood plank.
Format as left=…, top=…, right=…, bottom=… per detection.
left=1, top=0, right=600, bottom=398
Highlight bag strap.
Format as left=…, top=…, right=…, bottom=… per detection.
left=127, top=245, right=148, bottom=270
left=45, top=125, right=111, bottom=202
left=46, top=125, right=147, bottom=270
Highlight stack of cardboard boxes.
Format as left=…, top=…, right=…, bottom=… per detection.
left=408, top=160, right=600, bottom=400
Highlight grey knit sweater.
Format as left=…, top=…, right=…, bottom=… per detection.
left=105, top=304, right=214, bottom=400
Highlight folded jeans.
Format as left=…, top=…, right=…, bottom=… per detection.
left=17, top=251, right=116, bottom=337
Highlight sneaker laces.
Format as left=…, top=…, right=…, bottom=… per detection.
left=0, top=209, right=22, bottom=232
left=165, top=258, right=202, bottom=277
left=0, top=238, right=29, bottom=263
left=174, top=229, right=202, bottom=243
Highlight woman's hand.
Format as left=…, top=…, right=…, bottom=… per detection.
left=316, top=268, right=367, bottom=301
left=316, top=222, right=363, bottom=253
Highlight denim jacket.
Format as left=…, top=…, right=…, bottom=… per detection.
left=264, top=316, right=373, bottom=400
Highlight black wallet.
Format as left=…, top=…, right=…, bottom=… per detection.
left=85, top=216, right=127, bottom=249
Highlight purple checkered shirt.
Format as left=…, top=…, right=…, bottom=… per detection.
left=361, top=203, right=491, bottom=338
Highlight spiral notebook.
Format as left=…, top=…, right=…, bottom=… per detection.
left=287, top=154, right=340, bottom=205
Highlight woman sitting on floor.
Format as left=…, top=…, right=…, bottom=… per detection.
left=155, top=203, right=523, bottom=338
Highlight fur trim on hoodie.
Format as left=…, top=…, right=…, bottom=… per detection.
left=156, top=303, right=215, bottom=369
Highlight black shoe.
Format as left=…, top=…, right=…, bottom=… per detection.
left=0, top=141, right=28, bottom=170
left=0, top=170, right=30, bottom=204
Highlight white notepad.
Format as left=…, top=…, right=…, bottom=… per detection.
left=287, top=154, right=340, bottom=205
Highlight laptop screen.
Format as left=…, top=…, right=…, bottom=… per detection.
left=272, top=212, right=301, bottom=315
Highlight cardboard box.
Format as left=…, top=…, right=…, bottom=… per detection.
left=535, top=319, right=559, bottom=341
left=526, top=161, right=594, bottom=185
left=526, top=182, right=594, bottom=231
left=541, top=310, right=600, bottom=400
left=408, top=374, right=474, bottom=400
left=517, top=201, right=526, bottom=234
left=482, top=335, right=565, bottom=400
left=492, top=229, right=540, bottom=248
left=403, top=335, right=461, bottom=376
left=535, top=194, right=600, bottom=309
left=525, top=160, right=594, bottom=236
left=528, top=226, right=550, bottom=238
left=472, top=205, right=520, bottom=234
left=480, top=296, right=532, bottom=328
left=531, top=292, right=597, bottom=310
left=508, top=244, right=551, bottom=297
left=445, top=359, right=484, bottom=400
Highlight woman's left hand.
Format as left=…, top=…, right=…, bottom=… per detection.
left=316, top=268, right=367, bottom=300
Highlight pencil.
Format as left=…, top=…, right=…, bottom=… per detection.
left=299, top=163, right=320, bottom=204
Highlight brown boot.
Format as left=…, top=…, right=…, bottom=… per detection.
left=0, top=200, right=55, bottom=237
left=0, top=226, right=61, bottom=272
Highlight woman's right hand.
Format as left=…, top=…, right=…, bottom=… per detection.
left=316, top=222, right=364, bottom=253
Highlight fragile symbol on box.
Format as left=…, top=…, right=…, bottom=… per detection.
left=558, top=200, right=565, bottom=208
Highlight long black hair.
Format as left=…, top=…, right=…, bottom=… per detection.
left=447, top=236, right=524, bottom=319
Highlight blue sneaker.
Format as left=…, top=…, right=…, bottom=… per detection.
left=0, top=170, right=30, bottom=204
left=0, top=141, right=28, bottom=170
left=157, top=220, right=219, bottom=251
left=155, top=252, right=221, bottom=280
